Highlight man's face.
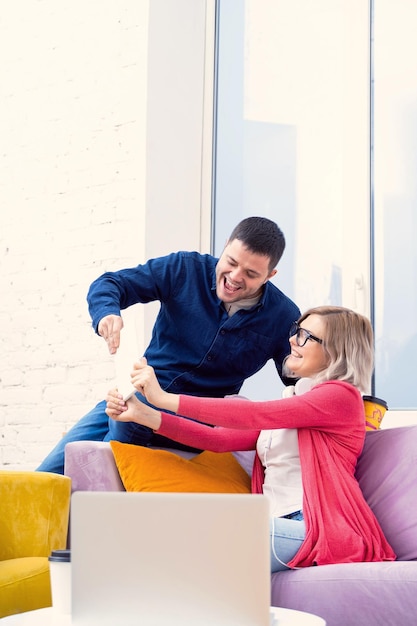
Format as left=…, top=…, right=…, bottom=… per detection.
left=215, top=238, right=277, bottom=304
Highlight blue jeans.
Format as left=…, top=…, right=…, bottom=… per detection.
left=270, top=512, right=306, bottom=572
left=36, top=393, right=202, bottom=474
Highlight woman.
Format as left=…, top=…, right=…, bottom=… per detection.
left=105, top=306, right=396, bottom=572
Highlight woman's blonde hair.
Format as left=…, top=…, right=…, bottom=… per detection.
left=295, top=305, right=374, bottom=393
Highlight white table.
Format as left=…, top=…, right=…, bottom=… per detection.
left=0, top=606, right=326, bottom=625
left=0, top=608, right=70, bottom=624
left=271, top=607, right=326, bottom=625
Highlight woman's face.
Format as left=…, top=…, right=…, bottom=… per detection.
left=286, top=314, right=329, bottom=379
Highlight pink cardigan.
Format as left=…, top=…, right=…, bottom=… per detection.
left=157, top=380, right=396, bottom=568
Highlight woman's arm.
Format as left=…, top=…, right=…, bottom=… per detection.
left=157, top=412, right=259, bottom=452
left=130, top=358, right=180, bottom=413
left=124, top=359, right=362, bottom=435
left=105, top=389, right=259, bottom=452
left=176, top=381, right=364, bottom=434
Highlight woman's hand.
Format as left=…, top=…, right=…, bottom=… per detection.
left=130, top=357, right=179, bottom=413
left=105, top=388, right=162, bottom=430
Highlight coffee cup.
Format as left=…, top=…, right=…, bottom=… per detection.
left=48, top=549, right=71, bottom=614
left=363, top=395, right=388, bottom=431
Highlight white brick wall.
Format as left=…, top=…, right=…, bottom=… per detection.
left=0, top=1, right=149, bottom=469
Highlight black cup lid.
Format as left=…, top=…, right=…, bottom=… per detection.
left=49, top=549, right=71, bottom=562
left=363, top=395, right=388, bottom=410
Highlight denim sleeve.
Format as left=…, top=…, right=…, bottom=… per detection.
left=87, top=252, right=188, bottom=332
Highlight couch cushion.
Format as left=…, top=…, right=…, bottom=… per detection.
left=0, top=557, right=52, bottom=618
left=355, top=425, right=417, bottom=561
left=110, top=442, right=251, bottom=494
left=271, top=561, right=417, bottom=626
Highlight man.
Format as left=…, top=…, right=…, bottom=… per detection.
left=37, top=216, right=300, bottom=473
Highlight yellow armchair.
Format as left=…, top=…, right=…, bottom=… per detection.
left=0, top=471, right=71, bottom=618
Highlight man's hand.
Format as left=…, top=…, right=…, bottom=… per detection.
left=98, top=315, right=124, bottom=354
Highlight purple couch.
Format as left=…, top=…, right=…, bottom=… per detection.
left=64, top=425, right=417, bottom=626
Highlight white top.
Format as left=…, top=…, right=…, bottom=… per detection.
left=256, top=378, right=314, bottom=517
left=257, top=427, right=302, bottom=517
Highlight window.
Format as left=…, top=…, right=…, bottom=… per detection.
left=212, top=0, right=417, bottom=413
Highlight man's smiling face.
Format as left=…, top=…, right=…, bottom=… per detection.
left=215, top=238, right=277, bottom=304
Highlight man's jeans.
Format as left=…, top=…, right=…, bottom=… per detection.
left=36, top=394, right=201, bottom=474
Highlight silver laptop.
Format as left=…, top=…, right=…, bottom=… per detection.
left=71, top=491, right=271, bottom=626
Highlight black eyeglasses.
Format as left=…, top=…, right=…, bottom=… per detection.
left=289, top=322, right=323, bottom=347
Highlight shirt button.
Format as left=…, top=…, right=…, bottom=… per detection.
left=207, top=355, right=212, bottom=361
left=221, top=329, right=225, bottom=335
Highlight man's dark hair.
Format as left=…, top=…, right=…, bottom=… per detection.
left=228, top=216, right=285, bottom=271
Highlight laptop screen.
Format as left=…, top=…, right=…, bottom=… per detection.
left=71, top=491, right=271, bottom=626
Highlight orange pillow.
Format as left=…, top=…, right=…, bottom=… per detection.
left=110, top=441, right=251, bottom=494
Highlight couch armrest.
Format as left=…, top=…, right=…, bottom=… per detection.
left=0, top=471, right=71, bottom=559
left=356, top=424, right=417, bottom=560
left=64, top=441, right=125, bottom=492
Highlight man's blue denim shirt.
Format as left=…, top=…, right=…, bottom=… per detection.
left=88, top=251, right=300, bottom=398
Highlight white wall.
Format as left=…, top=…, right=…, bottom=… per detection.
left=0, top=0, right=213, bottom=469
left=4, top=0, right=409, bottom=471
